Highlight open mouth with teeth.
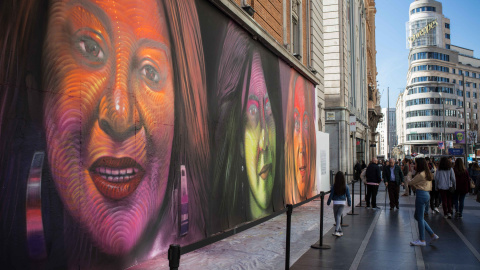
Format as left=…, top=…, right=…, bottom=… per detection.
left=89, top=157, right=145, bottom=200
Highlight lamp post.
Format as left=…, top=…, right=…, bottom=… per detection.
left=463, top=74, right=467, bottom=166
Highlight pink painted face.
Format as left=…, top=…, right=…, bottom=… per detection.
left=293, top=78, right=309, bottom=197
left=42, top=0, right=174, bottom=255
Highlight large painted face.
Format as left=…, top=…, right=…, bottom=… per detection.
left=293, top=78, right=309, bottom=197
left=42, top=0, right=174, bottom=255
left=244, top=52, right=276, bottom=214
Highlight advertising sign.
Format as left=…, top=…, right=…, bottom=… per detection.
left=326, top=112, right=335, bottom=121
left=448, top=148, right=464, bottom=155
left=447, top=141, right=454, bottom=148
left=455, top=131, right=466, bottom=144
left=438, top=142, right=444, bottom=149
left=349, top=115, right=357, bottom=133
left=468, top=131, right=477, bottom=144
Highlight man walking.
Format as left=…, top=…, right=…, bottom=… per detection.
left=354, top=160, right=362, bottom=181
left=384, top=158, right=404, bottom=210
left=366, top=158, right=382, bottom=209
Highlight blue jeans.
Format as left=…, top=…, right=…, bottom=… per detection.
left=415, top=190, right=435, bottom=241
left=333, top=204, right=345, bottom=232
left=452, top=192, right=467, bottom=214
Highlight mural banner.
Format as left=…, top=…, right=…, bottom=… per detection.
left=0, top=0, right=321, bottom=268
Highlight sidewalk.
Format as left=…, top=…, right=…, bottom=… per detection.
left=292, top=188, right=480, bottom=270
left=129, top=183, right=480, bottom=269
left=130, top=182, right=366, bottom=270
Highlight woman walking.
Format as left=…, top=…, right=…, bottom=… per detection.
left=402, top=159, right=412, bottom=196
left=409, top=158, right=439, bottom=246
left=435, top=157, right=456, bottom=219
left=429, top=161, right=440, bottom=214
left=327, top=172, right=352, bottom=237
left=453, top=159, right=470, bottom=218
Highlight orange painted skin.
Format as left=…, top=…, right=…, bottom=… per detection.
left=42, top=0, right=174, bottom=255
left=293, top=78, right=309, bottom=198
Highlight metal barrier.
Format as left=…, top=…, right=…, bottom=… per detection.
left=285, top=204, right=293, bottom=270
left=347, top=172, right=359, bottom=216
left=311, top=191, right=331, bottom=250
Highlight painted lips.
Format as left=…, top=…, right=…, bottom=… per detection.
left=258, top=163, right=272, bottom=180
left=90, top=157, right=145, bottom=200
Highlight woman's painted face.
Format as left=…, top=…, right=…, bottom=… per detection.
left=42, top=0, right=174, bottom=255
left=244, top=52, right=276, bottom=211
left=293, top=78, right=309, bottom=197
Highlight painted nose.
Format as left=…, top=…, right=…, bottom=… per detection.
left=98, top=62, right=140, bottom=141
left=259, top=128, right=269, bottom=151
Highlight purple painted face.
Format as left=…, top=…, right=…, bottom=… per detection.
left=42, top=0, right=174, bottom=254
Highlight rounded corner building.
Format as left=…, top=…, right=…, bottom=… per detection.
left=398, top=0, right=480, bottom=157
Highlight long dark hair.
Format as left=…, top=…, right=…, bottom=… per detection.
left=415, top=158, right=433, bottom=181
left=333, top=172, right=346, bottom=196
left=454, top=158, right=465, bottom=174
left=438, top=157, right=451, bottom=171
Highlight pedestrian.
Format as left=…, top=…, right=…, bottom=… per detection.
left=354, top=160, right=362, bottom=181
left=435, top=157, right=456, bottom=219
left=361, top=160, right=367, bottom=170
left=327, top=172, right=352, bottom=237
left=365, top=158, right=382, bottom=209
left=472, top=162, right=480, bottom=195
left=429, top=161, right=440, bottom=214
left=452, top=158, right=470, bottom=218
left=409, top=157, right=440, bottom=246
left=402, top=159, right=413, bottom=196
left=384, top=158, right=404, bottom=210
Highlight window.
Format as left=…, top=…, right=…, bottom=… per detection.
left=292, top=0, right=301, bottom=57
left=453, top=79, right=456, bottom=84
left=459, top=70, right=463, bottom=75
left=475, top=113, right=478, bottom=120
left=474, top=83, right=477, bottom=89
left=446, top=44, right=451, bottom=49
left=460, top=80, right=463, bottom=86
left=467, top=92, right=471, bottom=98
left=474, top=103, right=478, bottom=109
left=411, top=76, right=450, bottom=84
left=474, top=93, right=477, bottom=98
left=410, top=52, right=450, bottom=62
left=466, top=71, right=470, bottom=77
left=452, top=68, right=456, bottom=74
left=467, top=102, right=470, bottom=108
left=445, top=23, right=450, bottom=29
left=473, top=73, right=477, bottom=78
left=467, top=113, right=470, bottom=119
left=445, top=33, right=450, bottom=39
left=466, top=82, right=471, bottom=87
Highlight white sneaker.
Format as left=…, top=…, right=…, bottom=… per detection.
left=410, top=240, right=426, bottom=246
left=434, top=207, right=440, bottom=213
left=339, top=231, right=344, bottom=236
left=333, top=231, right=338, bottom=236
left=429, top=234, right=439, bottom=245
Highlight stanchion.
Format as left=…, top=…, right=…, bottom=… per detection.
left=330, top=170, right=334, bottom=186
left=168, top=244, right=181, bottom=270
left=356, top=176, right=363, bottom=207
left=285, top=204, right=293, bottom=270
left=311, top=192, right=331, bottom=249
left=348, top=179, right=358, bottom=215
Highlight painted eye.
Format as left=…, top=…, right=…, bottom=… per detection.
left=249, top=104, right=258, bottom=116
left=303, top=118, right=309, bottom=130
left=77, top=37, right=104, bottom=61
left=141, top=65, right=160, bottom=84
left=265, top=100, right=271, bottom=113
left=295, top=118, right=300, bottom=131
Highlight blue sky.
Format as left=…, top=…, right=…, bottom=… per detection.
left=376, top=0, right=480, bottom=109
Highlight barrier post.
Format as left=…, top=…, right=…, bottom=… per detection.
left=356, top=178, right=363, bottom=207
left=168, top=244, right=181, bottom=270
left=311, top=192, right=331, bottom=249
left=330, top=170, right=334, bottom=186
left=285, top=204, right=293, bottom=270
left=348, top=177, right=358, bottom=215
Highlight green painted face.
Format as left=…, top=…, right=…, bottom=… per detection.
left=457, top=132, right=464, bottom=141
left=243, top=53, right=276, bottom=218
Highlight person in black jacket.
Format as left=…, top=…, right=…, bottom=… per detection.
left=384, top=158, right=404, bottom=210
left=366, top=158, right=382, bottom=209
left=354, top=160, right=362, bottom=180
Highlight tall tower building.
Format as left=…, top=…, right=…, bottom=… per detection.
left=398, top=0, right=480, bottom=157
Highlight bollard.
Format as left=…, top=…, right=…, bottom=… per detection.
left=285, top=204, right=293, bottom=270
left=168, top=244, right=181, bottom=270
left=311, top=192, right=331, bottom=249
left=357, top=179, right=363, bottom=207
left=330, top=170, right=334, bottom=186
left=348, top=179, right=358, bottom=215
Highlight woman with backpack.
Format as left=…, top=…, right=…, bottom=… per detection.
left=435, top=157, right=456, bottom=219
left=327, top=172, right=352, bottom=237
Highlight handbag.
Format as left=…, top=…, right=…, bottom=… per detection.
left=471, top=179, right=476, bottom=189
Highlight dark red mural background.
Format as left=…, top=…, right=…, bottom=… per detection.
left=0, top=0, right=317, bottom=268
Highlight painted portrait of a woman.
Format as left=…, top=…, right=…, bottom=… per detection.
left=212, top=22, right=284, bottom=230
left=284, top=71, right=317, bottom=204
left=0, top=0, right=209, bottom=268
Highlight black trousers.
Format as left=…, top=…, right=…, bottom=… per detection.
left=387, top=183, right=400, bottom=208
left=366, top=185, right=379, bottom=208
left=429, top=189, right=440, bottom=209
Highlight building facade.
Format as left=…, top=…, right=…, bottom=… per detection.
left=378, top=108, right=397, bottom=157
left=324, top=0, right=378, bottom=173
left=398, top=0, right=480, bottom=157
